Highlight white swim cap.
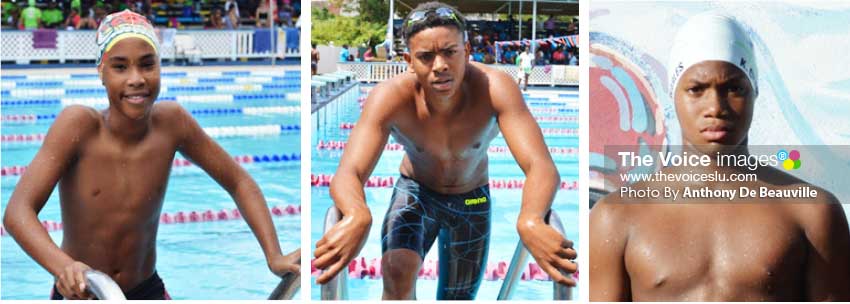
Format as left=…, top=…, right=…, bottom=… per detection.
left=668, top=13, right=758, bottom=99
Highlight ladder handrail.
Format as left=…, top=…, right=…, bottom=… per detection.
left=83, top=270, right=126, bottom=300
left=268, top=272, right=301, bottom=300
left=320, top=206, right=349, bottom=300
left=497, top=210, right=573, bottom=300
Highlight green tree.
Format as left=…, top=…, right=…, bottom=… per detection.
left=358, top=0, right=389, bottom=23
left=312, top=7, right=386, bottom=47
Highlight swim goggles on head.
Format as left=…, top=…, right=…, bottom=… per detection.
left=406, top=7, right=465, bottom=29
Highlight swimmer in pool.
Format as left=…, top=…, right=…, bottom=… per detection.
left=589, top=13, right=850, bottom=301
left=312, top=1, right=576, bottom=300
left=2, top=10, right=300, bottom=300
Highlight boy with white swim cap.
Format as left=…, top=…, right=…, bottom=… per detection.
left=591, top=12, right=850, bottom=301
left=3, top=10, right=300, bottom=300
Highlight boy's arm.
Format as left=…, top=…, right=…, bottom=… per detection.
left=490, top=69, right=576, bottom=285
left=799, top=195, right=850, bottom=300
left=171, top=104, right=298, bottom=276
left=314, top=80, right=394, bottom=284
left=3, top=106, right=96, bottom=299
left=589, top=199, right=632, bottom=301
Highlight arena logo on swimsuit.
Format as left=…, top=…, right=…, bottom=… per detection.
left=464, top=196, right=488, bottom=206
left=777, top=149, right=802, bottom=170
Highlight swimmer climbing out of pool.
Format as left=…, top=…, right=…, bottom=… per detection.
left=590, top=13, right=850, bottom=301
left=2, top=10, right=300, bottom=300
left=313, top=1, right=576, bottom=300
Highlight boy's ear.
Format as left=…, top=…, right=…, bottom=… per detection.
left=403, top=52, right=413, bottom=73
left=97, top=64, right=104, bottom=85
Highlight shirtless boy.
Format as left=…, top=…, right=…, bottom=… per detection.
left=3, top=10, right=299, bottom=300
left=590, top=13, right=850, bottom=301
left=313, top=2, right=576, bottom=300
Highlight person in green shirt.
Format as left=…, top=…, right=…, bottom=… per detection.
left=42, top=1, right=64, bottom=28
left=2, top=0, right=20, bottom=28
left=18, top=0, right=41, bottom=30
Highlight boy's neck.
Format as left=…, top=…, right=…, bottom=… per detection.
left=104, top=108, right=152, bottom=143
left=679, top=140, right=751, bottom=174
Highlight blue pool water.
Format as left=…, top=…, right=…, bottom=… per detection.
left=1, top=66, right=301, bottom=300
left=310, top=83, right=579, bottom=300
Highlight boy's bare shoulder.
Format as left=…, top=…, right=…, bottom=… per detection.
left=758, top=166, right=842, bottom=219
left=362, top=73, right=417, bottom=121
left=370, top=72, right=416, bottom=106
left=53, top=105, right=102, bottom=137
left=591, top=193, right=638, bottom=230
left=150, top=101, right=191, bottom=120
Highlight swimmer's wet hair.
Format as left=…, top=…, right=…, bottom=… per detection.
left=401, top=1, right=467, bottom=45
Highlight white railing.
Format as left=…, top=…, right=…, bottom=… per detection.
left=1, top=29, right=299, bottom=64
left=337, top=62, right=578, bottom=86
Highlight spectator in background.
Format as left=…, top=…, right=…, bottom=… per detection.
left=311, top=43, right=320, bottom=75
left=207, top=7, right=224, bottom=29
left=75, top=8, right=97, bottom=29
left=544, top=15, right=556, bottom=37
left=473, top=48, right=485, bottom=63
left=568, top=49, right=578, bottom=66
left=551, top=46, right=565, bottom=64
left=41, top=1, right=64, bottom=28
left=2, top=0, right=20, bottom=29
left=339, top=44, right=350, bottom=62
left=93, top=5, right=106, bottom=26
left=484, top=41, right=494, bottom=57
left=18, top=0, right=41, bottom=30
left=363, top=45, right=376, bottom=62
left=63, top=8, right=80, bottom=29
left=568, top=18, right=577, bottom=34
left=278, top=0, right=293, bottom=27
left=484, top=51, right=495, bottom=64
left=535, top=49, right=546, bottom=65
left=225, top=0, right=240, bottom=20
left=224, top=4, right=239, bottom=29
left=516, top=46, right=534, bottom=91
left=255, top=0, right=272, bottom=27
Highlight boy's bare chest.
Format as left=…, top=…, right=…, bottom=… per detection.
left=624, top=205, right=806, bottom=300
left=391, top=110, right=498, bottom=161
left=66, top=133, right=177, bottom=204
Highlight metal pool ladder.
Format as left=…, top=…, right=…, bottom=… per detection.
left=268, top=272, right=301, bottom=300
left=83, top=270, right=126, bottom=300
left=320, top=206, right=349, bottom=300
left=497, top=210, right=573, bottom=300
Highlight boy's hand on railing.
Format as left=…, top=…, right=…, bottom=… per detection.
left=55, top=261, right=94, bottom=300
left=313, top=211, right=372, bottom=284
left=269, top=248, right=301, bottom=277
left=517, top=216, right=577, bottom=286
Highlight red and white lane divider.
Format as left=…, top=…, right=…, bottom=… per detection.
left=530, top=108, right=578, bottom=114
left=533, top=116, right=578, bottom=122
left=315, top=140, right=578, bottom=155
left=1, top=114, right=40, bottom=123
left=310, top=174, right=579, bottom=190
left=1, top=125, right=298, bottom=144
left=311, top=256, right=579, bottom=282
left=1, top=153, right=301, bottom=177
left=0, top=205, right=299, bottom=236
left=337, top=123, right=576, bottom=136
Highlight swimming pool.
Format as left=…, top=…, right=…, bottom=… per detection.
left=310, top=82, right=579, bottom=300
left=0, top=66, right=301, bottom=300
